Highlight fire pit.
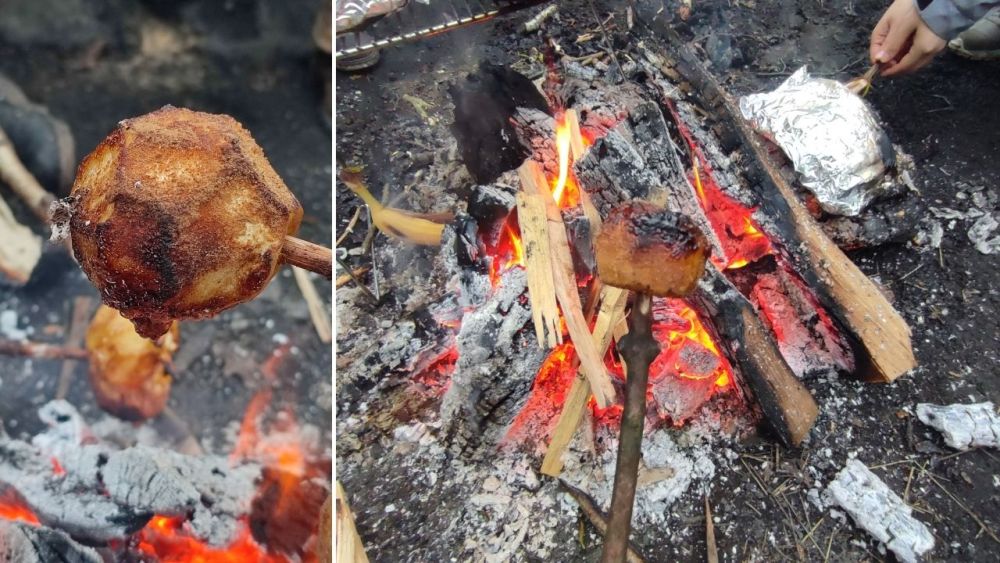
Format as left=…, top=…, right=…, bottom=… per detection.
left=0, top=2, right=332, bottom=561
left=337, top=0, right=1000, bottom=561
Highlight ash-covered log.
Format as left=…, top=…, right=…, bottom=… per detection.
left=439, top=218, right=547, bottom=452
left=0, top=400, right=260, bottom=546
left=0, top=519, right=102, bottom=563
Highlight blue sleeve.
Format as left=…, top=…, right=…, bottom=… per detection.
left=916, top=0, right=1000, bottom=39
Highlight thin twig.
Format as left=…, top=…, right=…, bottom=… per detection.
left=336, top=206, right=363, bottom=246
left=336, top=257, right=377, bottom=303
left=56, top=296, right=94, bottom=399
left=705, top=496, right=718, bottom=563
left=292, top=266, right=332, bottom=343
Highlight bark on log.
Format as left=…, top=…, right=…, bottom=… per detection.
left=636, top=36, right=916, bottom=383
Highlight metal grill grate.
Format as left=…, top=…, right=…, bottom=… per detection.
left=335, top=0, right=550, bottom=58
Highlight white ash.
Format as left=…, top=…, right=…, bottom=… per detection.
left=560, top=427, right=717, bottom=526
left=2, top=401, right=260, bottom=546
left=967, top=212, right=1000, bottom=254
left=915, top=402, right=1000, bottom=450
left=822, top=459, right=934, bottom=563
left=0, top=310, right=28, bottom=341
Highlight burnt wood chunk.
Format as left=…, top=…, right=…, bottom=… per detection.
left=693, top=267, right=819, bottom=446
left=438, top=267, right=547, bottom=453
left=0, top=519, right=102, bottom=563
left=449, top=63, right=551, bottom=184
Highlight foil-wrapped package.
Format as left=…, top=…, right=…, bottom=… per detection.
left=739, top=67, right=894, bottom=216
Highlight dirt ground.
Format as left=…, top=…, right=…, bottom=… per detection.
left=335, top=1, right=1000, bottom=561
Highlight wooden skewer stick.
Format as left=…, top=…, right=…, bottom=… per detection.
left=281, top=235, right=333, bottom=279
left=0, top=339, right=89, bottom=360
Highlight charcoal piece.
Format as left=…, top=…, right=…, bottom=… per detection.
left=449, top=63, right=551, bottom=184
left=0, top=519, right=102, bottom=563
left=250, top=471, right=329, bottom=557
left=651, top=372, right=717, bottom=424
left=467, top=184, right=516, bottom=226
left=438, top=267, right=547, bottom=454
left=820, top=196, right=921, bottom=250
left=563, top=209, right=596, bottom=278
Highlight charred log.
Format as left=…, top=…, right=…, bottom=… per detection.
left=0, top=401, right=260, bottom=546
left=0, top=519, right=102, bottom=563
left=449, top=63, right=551, bottom=184
left=438, top=266, right=547, bottom=454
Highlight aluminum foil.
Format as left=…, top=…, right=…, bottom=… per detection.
left=739, top=67, right=894, bottom=216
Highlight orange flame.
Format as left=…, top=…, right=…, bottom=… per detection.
left=549, top=115, right=582, bottom=209
left=485, top=212, right=525, bottom=287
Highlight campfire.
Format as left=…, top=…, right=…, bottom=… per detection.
left=336, top=10, right=922, bottom=559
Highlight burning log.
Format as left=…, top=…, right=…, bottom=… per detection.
left=65, top=106, right=331, bottom=339
left=439, top=242, right=548, bottom=452
left=85, top=305, right=178, bottom=421
left=637, top=38, right=916, bottom=383
left=573, top=102, right=818, bottom=446
left=593, top=201, right=709, bottom=563
left=0, top=519, right=102, bottom=563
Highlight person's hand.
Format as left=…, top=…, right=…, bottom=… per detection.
left=870, top=0, right=947, bottom=76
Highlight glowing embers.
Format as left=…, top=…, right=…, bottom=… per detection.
left=136, top=516, right=286, bottom=563
left=502, top=342, right=578, bottom=450
left=503, top=299, right=735, bottom=449
left=669, top=100, right=773, bottom=271
left=483, top=211, right=525, bottom=287
left=648, top=298, right=735, bottom=424
left=650, top=299, right=732, bottom=389
left=0, top=490, right=38, bottom=526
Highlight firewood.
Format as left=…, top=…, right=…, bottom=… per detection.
left=639, top=38, right=916, bottom=383
left=694, top=267, right=818, bottom=446
left=564, top=108, right=586, bottom=161
left=541, top=285, right=629, bottom=476
left=516, top=191, right=562, bottom=348
left=518, top=159, right=615, bottom=408
left=336, top=481, right=370, bottom=563
left=0, top=193, right=42, bottom=285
